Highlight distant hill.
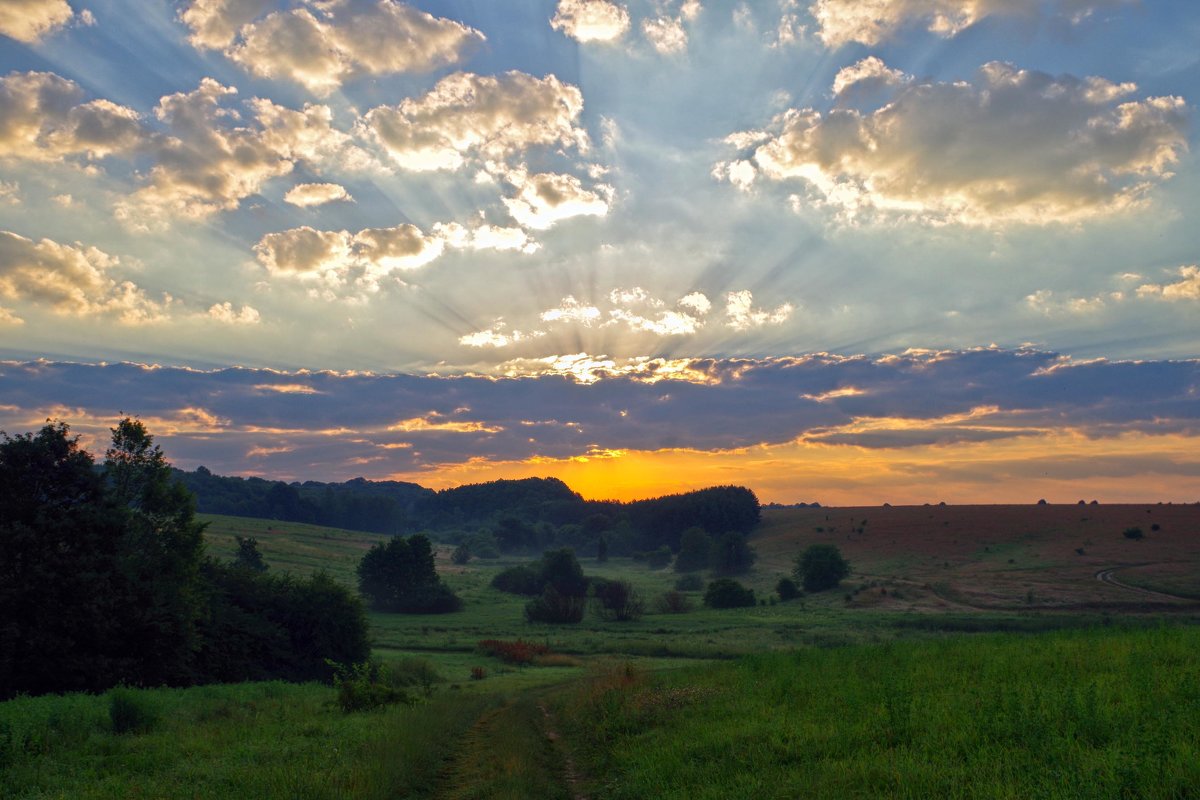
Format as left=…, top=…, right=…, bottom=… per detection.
left=174, top=467, right=761, bottom=555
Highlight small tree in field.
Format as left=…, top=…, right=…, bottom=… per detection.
left=234, top=536, right=268, bottom=572
left=451, top=544, right=471, bottom=565
left=794, top=544, right=850, bottom=592
left=591, top=579, right=645, bottom=621
left=775, top=576, right=800, bottom=601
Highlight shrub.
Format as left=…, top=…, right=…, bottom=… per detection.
left=655, top=590, right=692, bottom=614
left=451, top=544, right=470, bottom=565
left=703, top=579, right=756, bottom=609
left=469, top=666, right=486, bottom=681
left=477, top=639, right=551, bottom=665
left=491, top=564, right=543, bottom=595
left=331, top=661, right=413, bottom=713
left=794, top=544, right=851, bottom=592
left=389, top=658, right=443, bottom=697
left=1123, top=527, right=1144, bottom=540
left=592, top=579, right=646, bottom=621
left=525, top=585, right=586, bottom=624
left=109, top=688, right=157, bottom=734
left=674, top=574, right=704, bottom=591
left=775, top=577, right=801, bottom=601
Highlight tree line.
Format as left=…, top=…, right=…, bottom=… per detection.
left=0, top=420, right=369, bottom=699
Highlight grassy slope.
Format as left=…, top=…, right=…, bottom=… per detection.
left=555, top=626, right=1200, bottom=799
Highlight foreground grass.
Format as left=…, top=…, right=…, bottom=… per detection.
left=556, top=625, right=1200, bottom=799
left=0, top=680, right=494, bottom=800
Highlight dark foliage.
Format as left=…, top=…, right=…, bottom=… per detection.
left=655, top=590, right=693, bottom=614
left=623, top=485, right=761, bottom=551
left=591, top=579, right=645, bottom=621
left=674, top=573, right=705, bottom=591
left=795, top=544, right=851, bottom=592
left=451, top=543, right=471, bottom=564
left=357, top=534, right=462, bottom=613
left=234, top=535, right=268, bottom=572
left=673, top=527, right=713, bottom=572
left=476, top=639, right=551, bottom=665
left=0, top=419, right=371, bottom=699
left=491, top=564, right=545, bottom=595
left=524, top=585, right=587, bottom=624
left=703, top=578, right=756, bottom=609
left=776, top=577, right=801, bottom=601
left=1123, top=527, right=1144, bottom=540
left=709, top=531, right=757, bottom=576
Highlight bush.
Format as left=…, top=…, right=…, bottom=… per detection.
left=491, top=565, right=543, bottom=595
left=109, top=688, right=157, bottom=734
left=674, top=574, right=704, bottom=591
left=794, top=544, right=851, bottom=592
left=389, top=658, right=443, bottom=697
left=704, top=579, right=756, bottom=609
left=524, top=585, right=586, bottom=624
left=655, top=591, right=692, bottom=614
left=592, top=579, right=645, bottom=621
left=451, top=544, right=470, bottom=565
left=1123, top=527, right=1144, bottom=540
left=477, top=639, right=551, bottom=665
left=331, top=661, right=413, bottom=713
left=775, top=577, right=801, bottom=601
left=709, top=532, right=756, bottom=576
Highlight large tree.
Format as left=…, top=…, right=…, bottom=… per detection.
left=357, top=534, right=461, bottom=613
left=794, top=544, right=851, bottom=592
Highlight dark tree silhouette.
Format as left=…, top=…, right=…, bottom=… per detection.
left=794, top=544, right=851, bottom=592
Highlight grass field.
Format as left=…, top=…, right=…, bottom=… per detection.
left=6, top=507, right=1196, bottom=798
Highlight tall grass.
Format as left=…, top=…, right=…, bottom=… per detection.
left=0, top=681, right=491, bottom=799
left=556, top=626, right=1200, bottom=799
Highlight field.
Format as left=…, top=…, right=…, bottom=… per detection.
left=5, top=505, right=1198, bottom=798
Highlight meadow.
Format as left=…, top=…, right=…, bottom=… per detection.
left=4, top=504, right=1198, bottom=798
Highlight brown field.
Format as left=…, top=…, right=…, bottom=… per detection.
left=754, top=502, right=1200, bottom=611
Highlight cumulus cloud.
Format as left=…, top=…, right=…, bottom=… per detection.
left=256, top=220, right=536, bottom=285
left=0, top=0, right=77, bottom=43
left=284, top=182, right=354, bottom=207
left=541, top=295, right=602, bottom=324
left=725, top=290, right=792, bottom=330
left=1136, top=266, right=1200, bottom=301
left=502, top=169, right=612, bottom=229
left=459, top=321, right=545, bottom=348
left=0, top=230, right=168, bottom=323
left=251, top=98, right=375, bottom=171
left=718, top=61, right=1189, bottom=226
left=810, top=0, right=1133, bottom=48
left=831, top=56, right=909, bottom=97
left=207, top=301, right=261, bottom=324
left=642, top=14, right=688, bottom=54
left=550, top=0, right=630, bottom=43
left=0, top=71, right=146, bottom=163
left=185, top=0, right=483, bottom=95
left=1025, top=289, right=1117, bottom=315
left=363, top=71, right=589, bottom=172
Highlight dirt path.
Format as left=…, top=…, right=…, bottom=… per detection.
left=1095, top=565, right=1193, bottom=601
left=538, top=702, right=589, bottom=800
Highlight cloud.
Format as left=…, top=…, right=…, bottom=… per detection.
left=642, top=15, right=688, bottom=54
left=250, top=98, right=375, bottom=171
left=0, top=0, right=77, bottom=43
left=550, top=0, right=630, bottom=43
left=363, top=71, right=588, bottom=172
left=0, top=230, right=168, bottom=323
left=284, top=182, right=354, bottom=207
left=207, top=301, right=261, bottom=324
left=810, top=0, right=1133, bottom=48
left=831, top=56, right=909, bottom=97
left=459, top=321, right=545, bottom=348
left=179, top=0, right=274, bottom=49
left=256, top=220, right=536, bottom=285
left=188, top=0, right=483, bottom=95
left=0, top=306, right=23, bottom=325
left=0, top=181, right=19, bottom=205
left=540, top=295, right=602, bottom=324
left=1136, top=266, right=1200, bottom=301
left=0, top=71, right=146, bottom=163
left=501, top=169, right=612, bottom=229
left=725, top=290, right=792, bottom=329
left=719, top=61, right=1189, bottom=226
left=3, top=350, right=1197, bottom=481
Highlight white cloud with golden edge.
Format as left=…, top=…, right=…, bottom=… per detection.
left=256, top=220, right=537, bottom=286
left=0, top=72, right=146, bottom=163
left=1136, top=266, right=1200, bottom=301
left=502, top=169, right=612, bottom=229
left=810, top=0, right=1132, bottom=48
left=284, top=182, right=354, bottom=207
left=363, top=71, right=589, bottom=172
left=642, top=15, right=687, bottom=54
left=0, top=231, right=168, bottom=323
left=725, top=290, right=792, bottom=330
left=550, top=0, right=630, bottom=43
left=206, top=301, right=261, bottom=324
left=185, top=0, right=484, bottom=96
left=0, top=0, right=77, bottom=43
left=719, top=61, right=1189, bottom=226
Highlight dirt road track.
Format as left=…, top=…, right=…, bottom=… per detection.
left=1095, top=566, right=1193, bottom=601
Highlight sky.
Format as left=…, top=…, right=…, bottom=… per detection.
left=0, top=0, right=1198, bottom=504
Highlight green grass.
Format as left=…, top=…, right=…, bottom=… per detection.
left=554, top=625, right=1200, bottom=799
left=0, top=680, right=498, bottom=800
